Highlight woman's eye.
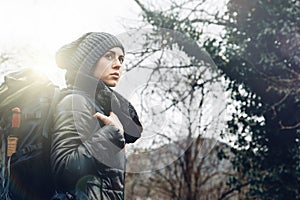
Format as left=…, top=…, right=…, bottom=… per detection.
left=105, top=53, right=114, bottom=60
left=119, top=57, right=124, bottom=64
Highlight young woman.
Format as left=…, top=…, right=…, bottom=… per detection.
left=51, top=32, right=143, bottom=200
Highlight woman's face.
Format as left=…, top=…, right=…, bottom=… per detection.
left=94, top=47, right=124, bottom=87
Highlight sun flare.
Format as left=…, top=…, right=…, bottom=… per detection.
left=27, top=52, right=66, bottom=87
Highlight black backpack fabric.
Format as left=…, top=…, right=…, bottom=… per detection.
left=0, top=68, right=60, bottom=200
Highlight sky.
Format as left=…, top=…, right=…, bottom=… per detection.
left=0, top=0, right=141, bottom=48
left=0, top=0, right=143, bottom=84
left=0, top=0, right=226, bottom=84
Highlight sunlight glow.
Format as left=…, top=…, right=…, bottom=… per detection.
left=26, top=50, right=66, bottom=87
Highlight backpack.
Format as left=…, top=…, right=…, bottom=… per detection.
left=0, top=68, right=61, bottom=200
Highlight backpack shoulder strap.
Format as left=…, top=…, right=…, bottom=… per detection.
left=42, top=87, right=61, bottom=138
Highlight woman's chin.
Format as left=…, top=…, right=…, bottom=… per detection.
left=104, top=80, right=118, bottom=87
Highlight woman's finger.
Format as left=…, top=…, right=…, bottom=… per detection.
left=94, top=112, right=124, bottom=134
left=93, top=112, right=113, bottom=125
left=109, top=112, right=124, bottom=134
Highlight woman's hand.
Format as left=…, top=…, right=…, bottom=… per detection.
left=93, top=112, right=124, bottom=135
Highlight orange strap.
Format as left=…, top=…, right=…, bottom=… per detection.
left=11, top=107, right=21, bottom=128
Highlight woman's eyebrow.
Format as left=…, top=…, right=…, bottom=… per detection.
left=106, top=51, right=115, bottom=55
left=106, top=50, right=124, bottom=57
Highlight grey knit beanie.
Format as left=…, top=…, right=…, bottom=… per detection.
left=56, top=32, right=124, bottom=75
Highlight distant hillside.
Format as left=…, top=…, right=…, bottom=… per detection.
left=125, top=137, right=240, bottom=200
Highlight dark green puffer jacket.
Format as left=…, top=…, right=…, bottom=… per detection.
left=50, top=74, right=142, bottom=200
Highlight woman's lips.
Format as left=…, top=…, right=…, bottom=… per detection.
left=110, top=72, right=120, bottom=78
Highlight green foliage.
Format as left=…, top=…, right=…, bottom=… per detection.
left=135, top=0, right=300, bottom=198
left=220, top=0, right=300, bottom=199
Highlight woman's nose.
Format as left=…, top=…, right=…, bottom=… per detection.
left=112, top=59, right=122, bottom=69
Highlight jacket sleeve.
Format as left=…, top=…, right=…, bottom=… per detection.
left=50, top=94, right=125, bottom=190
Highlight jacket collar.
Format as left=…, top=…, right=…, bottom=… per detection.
left=69, top=71, right=142, bottom=143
